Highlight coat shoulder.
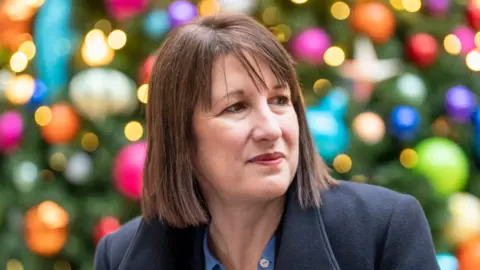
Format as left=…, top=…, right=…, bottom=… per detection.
left=94, top=216, right=143, bottom=270
left=319, top=180, right=426, bottom=268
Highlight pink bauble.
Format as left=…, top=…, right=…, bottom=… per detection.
left=112, top=141, right=147, bottom=200
left=454, top=26, right=476, bottom=54
left=105, top=0, right=150, bottom=21
left=0, top=111, right=24, bottom=153
left=290, top=28, right=331, bottom=66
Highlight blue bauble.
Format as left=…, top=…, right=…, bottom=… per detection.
left=34, top=0, right=73, bottom=96
left=144, top=9, right=171, bottom=39
left=316, top=87, right=349, bottom=118
left=26, top=79, right=49, bottom=112
left=436, top=254, right=457, bottom=270
left=306, top=109, right=349, bottom=163
left=389, top=105, right=420, bottom=141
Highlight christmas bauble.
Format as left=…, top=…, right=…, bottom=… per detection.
left=139, top=55, right=157, bottom=84
left=352, top=112, right=385, bottom=145
left=40, top=104, right=80, bottom=145
left=306, top=109, right=349, bottom=163
left=290, top=28, right=331, bottom=66
left=389, top=106, right=420, bottom=141
left=316, top=88, right=349, bottom=118
left=0, top=111, right=23, bottom=153
left=445, top=85, right=476, bottom=123
left=436, top=254, right=458, bottom=270
left=144, top=9, right=171, bottom=39
left=217, top=0, right=256, bottom=15
left=25, top=201, right=69, bottom=256
left=69, top=68, right=138, bottom=120
left=105, top=0, right=149, bottom=21
left=168, top=0, right=198, bottom=28
left=396, top=73, right=427, bottom=106
left=94, top=216, right=121, bottom=244
left=13, top=160, right=38, bottom=193
left=407, top=33, right=438, bottom=67
left=112, top=141, right=147, bottom=200
left=26, top=79, right=49, bottom=112
left=64, top=152, right=93, bottom=185
left=350, top=1, right=395, bottom=44
left=424, top=0, right=450, bottom=17
left=454, top=26, right=476, bottom=54
left=466, top=0, right=480, bottom=30
left=458, top=236, right=480, bottom=270
left=414, top=138, right=468, bottom=197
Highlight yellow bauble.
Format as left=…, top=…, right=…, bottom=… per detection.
left=444, top=193, right=480, bottom=246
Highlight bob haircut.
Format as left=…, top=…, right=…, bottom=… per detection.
left=142, top=13, right=337, bottom=228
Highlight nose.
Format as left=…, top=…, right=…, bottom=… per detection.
left=251, top=105, right=282, bottom=142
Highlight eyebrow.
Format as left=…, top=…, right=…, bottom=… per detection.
left=212, top=83, right=289, bottom=107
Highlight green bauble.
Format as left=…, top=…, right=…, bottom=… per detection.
left=414, top=137, right=469, bottom=197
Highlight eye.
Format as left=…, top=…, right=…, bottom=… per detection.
left=224, top=102, right=246, bottom=113
left=270, top=95, right=291, bottom=106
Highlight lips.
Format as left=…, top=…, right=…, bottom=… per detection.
left=249, top=152, right=285, bottom=164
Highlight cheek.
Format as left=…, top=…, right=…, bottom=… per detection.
left=281, top=113, right=300, bottom=146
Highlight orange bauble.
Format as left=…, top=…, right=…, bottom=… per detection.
left=40, top=104, right=80, bottom=144
left=24, top=201, right=69, bottom=256
left=458, top=237, right=480, bottom=270
left=350, top=1, right=396, bottom=44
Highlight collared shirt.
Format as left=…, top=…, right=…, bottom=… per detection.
left=203, top=230, right=276, bottom=270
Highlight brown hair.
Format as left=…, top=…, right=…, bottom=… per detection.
left=142, top=13, right=337, bottom=228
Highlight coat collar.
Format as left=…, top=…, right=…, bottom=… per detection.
left=118, top=188, right=340, bottom=270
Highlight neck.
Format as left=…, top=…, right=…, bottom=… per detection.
left=206, top=196, right=285, bottom=270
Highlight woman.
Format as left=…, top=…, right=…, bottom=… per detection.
left=94, top=13, right=439, bottom=270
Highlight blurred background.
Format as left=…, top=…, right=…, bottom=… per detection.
left=0, top=0, right=480, bottom=269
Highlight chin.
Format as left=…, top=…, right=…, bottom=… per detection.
left=255, top=175, right=292, bottom=200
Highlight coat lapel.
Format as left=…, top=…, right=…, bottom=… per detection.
left=275, top=189, right=340, bottom=270
left=118, top=219, right=205, bottom=270
left=118, top=188, right=339, bottom=270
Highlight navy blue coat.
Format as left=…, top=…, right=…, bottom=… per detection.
left=94, top=181, right=440, bottom=270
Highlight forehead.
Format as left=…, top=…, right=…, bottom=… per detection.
left=210, top=53, right=280, bottom=99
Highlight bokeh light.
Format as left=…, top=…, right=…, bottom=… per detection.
left=333, top=154, right=352, bottom=173
left=324, top=46, right=345, bottom=66
left=198, top=0, right=220, bottom=17
left=291, top=0, right=308, bottom=4
left=444, top=34, right=462, bottom=55
left=5, top=74, right=35, bottom=105
left=81, top=132, right=99, bottom=152
left=81, top=29, right=114, bottom=67
left=34, top=106, right=52, bottom=126
left=331, top=2, right=350, bottom=20
left=466, top=49, right=480, bottom=71
left=124, top=121, right=143, bottom=142
left=6, top=259, right=23, bottom=270
left=10, top=52, right=28, bottom=73
left=18, top=40, right=36, bottom=60
left=402, top=0, right=422, bottom=12
left=137, top=84, right=149, bottom=104
left=49, top=153, right=67, bottom=172
left=107, top=30, right=127, bottom=50
left=400, top=148, right=418, bottom=168
left=313, top=79, right=332, bottom=96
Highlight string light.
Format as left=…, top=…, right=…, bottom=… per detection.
left=324, top=46, right=345, bottom=67
left=81, top=132, right=99, bottom=152
left=444, top=34, right=462, bottom=55
left=331, top=2, right=350, bottom=20
left=81, top=29, right=114, bottom=67
left=18, top=40, right=36, bottom=60
left=5, top=74, right=35, bottom=105
left=262, top=7, right=279, bottom=25
left=49, top=153, right=68, bottom=172
left=271, top=24, right=292, bottom=43
left=137, top=84, right=149, bottom=104
left=390, top=0, right=404, bottom=10
left=125, top=121, right=143, bottom=142
left=10, top=52, right=28, bottom=72
left=34, top=106, right=52, bottom=126
left=108, top=30, right=127, bottom=50
left=466, top=49, right=480, bottom=71
left=291, top=0, right=308, bottom=4
left=94, top=19, right=112, bottom=34
left=475, top=32, right=480, bottom=48
left=333, top=154, right=352, bottom=173
left=198, top=0, right=220, bottom=17
left=402, top=0, right=421, bottom=12
left=400, top=148, right=417, bottom=168
left=313, top=79, right=332, bottom=96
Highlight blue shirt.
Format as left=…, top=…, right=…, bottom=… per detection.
left=203, top=230, right=276, bottom=270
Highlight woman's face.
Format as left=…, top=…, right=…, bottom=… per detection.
left=192, top=54, right=299, bottom=204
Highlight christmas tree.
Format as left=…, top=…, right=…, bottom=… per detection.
left=1, top=0, right=480, bottom=269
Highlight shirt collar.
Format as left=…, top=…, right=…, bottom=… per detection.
left=203, top=229, right=276, bottom=270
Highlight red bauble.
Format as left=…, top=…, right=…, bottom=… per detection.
left=138, top=55, right=157, bottom=84
left=406, top=33, right=438, bottom=68
left=94, top=216, right=121, bottom=244
left=466, top=0, right=480, bottom=30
